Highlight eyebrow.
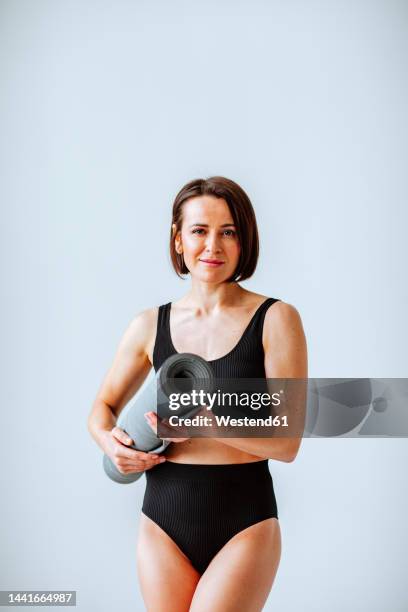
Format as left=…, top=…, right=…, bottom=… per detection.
left=188, top=223, right=236, bottom=228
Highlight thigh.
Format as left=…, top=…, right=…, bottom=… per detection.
left=136, top=513, right=200, bottom=612
left=189, top=517, right=281, bottom=612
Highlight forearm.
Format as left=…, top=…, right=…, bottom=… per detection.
left=196, top=404, right=298, bottom=462
left=87, top=398, right=117, bottom=452
left=214, top=436, right=296, bottom=462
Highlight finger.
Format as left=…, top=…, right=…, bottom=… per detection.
left=148, top=411, right=182, bottom=438
left=153, top=414, right=175, bottom=436
left=144, top=412, right=158, bottom=432
left=145, top=457, right=166, bottom=468
left=132, top=449, right=163, bottom=461
left=196, top=404, right=210, bottom=417
left=111, top=426, right=133, bottom=446
left=119, top=459, right=165, bottom=474
left=118, top=456, right=164, bottom=471
left=114, top=446, right=160, bottom=461
left=145, top=461, right=165, bottom=471
left=118, top=465, right=146, bottom=475
left=158, top=418, right=189, bottom=439
left=127, top=458, right=163, bottom=468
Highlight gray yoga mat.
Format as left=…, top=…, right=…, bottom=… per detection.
left=103, top=352, right=215, bottom=483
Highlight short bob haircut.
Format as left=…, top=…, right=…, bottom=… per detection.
left=170, top=176, right=259, bottom=283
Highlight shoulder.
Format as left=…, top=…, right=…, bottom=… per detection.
left=119, top=306, right=159, bottom=353
left=265, top=299, right=303, bottom=324
left=263, top=300, right=308, bottom=376
left=129, top=306, right=159, bottom=332
left=263, top=300, right=306, bottom=344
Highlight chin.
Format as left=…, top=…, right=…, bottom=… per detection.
left=197, top=271, right=232, bottom=283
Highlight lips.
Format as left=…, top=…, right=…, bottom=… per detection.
left=199, top=259, right=224, bottom=266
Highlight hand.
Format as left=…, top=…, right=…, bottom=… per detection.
left=102, top=426, right=166, bottom=475
left=144, top=411, right=190, bottom=443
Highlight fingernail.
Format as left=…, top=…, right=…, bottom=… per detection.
left=159, top=457, right=166, bottom=462
left=144, top=414, right=150, bottom=421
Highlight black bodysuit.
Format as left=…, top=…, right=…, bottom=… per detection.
left=142, top=297, right=280, bottom=575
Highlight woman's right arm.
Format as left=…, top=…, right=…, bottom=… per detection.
left=87, top=308, right=165, bottom=475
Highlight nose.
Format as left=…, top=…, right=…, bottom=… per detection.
left=204, top=231, right=222, bottom=254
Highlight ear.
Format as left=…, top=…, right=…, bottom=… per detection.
left=172, top=223, right=183, bottom=253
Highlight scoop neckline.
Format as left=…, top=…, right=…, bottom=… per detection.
left=166, top=298, right=272, bottom=363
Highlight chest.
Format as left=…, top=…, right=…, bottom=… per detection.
left=169, top=313, right=252, bottom=362
left=165, top=313, right=267, bottom=381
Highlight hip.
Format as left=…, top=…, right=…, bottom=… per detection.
left=142, top=459, right=278, bottom=520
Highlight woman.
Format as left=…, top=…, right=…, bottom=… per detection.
left=88, top=176, right=307, bottom=611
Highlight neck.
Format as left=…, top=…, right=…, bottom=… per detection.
left=180, top=280, right=248, bottom=314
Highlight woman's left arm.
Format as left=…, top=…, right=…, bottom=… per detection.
left=214, top=301, right=308, bottom=462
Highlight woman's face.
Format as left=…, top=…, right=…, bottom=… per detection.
left=174, top=195, right=241, bottom=283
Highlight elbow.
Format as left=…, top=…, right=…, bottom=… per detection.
left=265, top=440, right=300, bottom=463
left=87, top=403, right=101, bottom=436
left=267, top=448, right=298, bottom=463
left=87, top=414, right=96, bottom=438
left=284, top=441, right=301, bottom=463
left=87, top=416, right=93, bottom=433
left=87, top=405, right=97, bottom=431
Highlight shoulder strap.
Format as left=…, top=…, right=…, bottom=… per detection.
left=249, top=297, right=280, bottom=340
left=152, top=302, right=172, bottom=371
left=158, top=302, right=171, bottom=331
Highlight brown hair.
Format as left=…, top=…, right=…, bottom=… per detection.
left=170, top=176, right=259, bottom=282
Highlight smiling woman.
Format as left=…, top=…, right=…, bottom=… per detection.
left=173, top=196, right=241, bottom=280
left=169, top=176, right=259, bottom=283
left=88, top=175, right=307, bottom=612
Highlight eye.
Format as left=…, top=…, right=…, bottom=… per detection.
left=223, top=229, right=236, bottom=237
left=192, top=228, right=205, bottom=235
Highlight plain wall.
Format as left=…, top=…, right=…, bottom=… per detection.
left=1, top=1, right=407, bottom=610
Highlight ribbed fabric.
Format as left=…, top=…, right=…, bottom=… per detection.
left=153, top=297, right=280, bottom=377
left=142, top=460, right=278, bottom=575
left=144, top=297, right=281, bottom=574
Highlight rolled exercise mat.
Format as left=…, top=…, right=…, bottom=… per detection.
left=103, top=352, right=214, bottom=484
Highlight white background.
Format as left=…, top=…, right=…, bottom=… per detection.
left=1, top=1, right=407, bottom=610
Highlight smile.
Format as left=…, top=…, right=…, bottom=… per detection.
left=199, top=259, right=224, bottom=267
